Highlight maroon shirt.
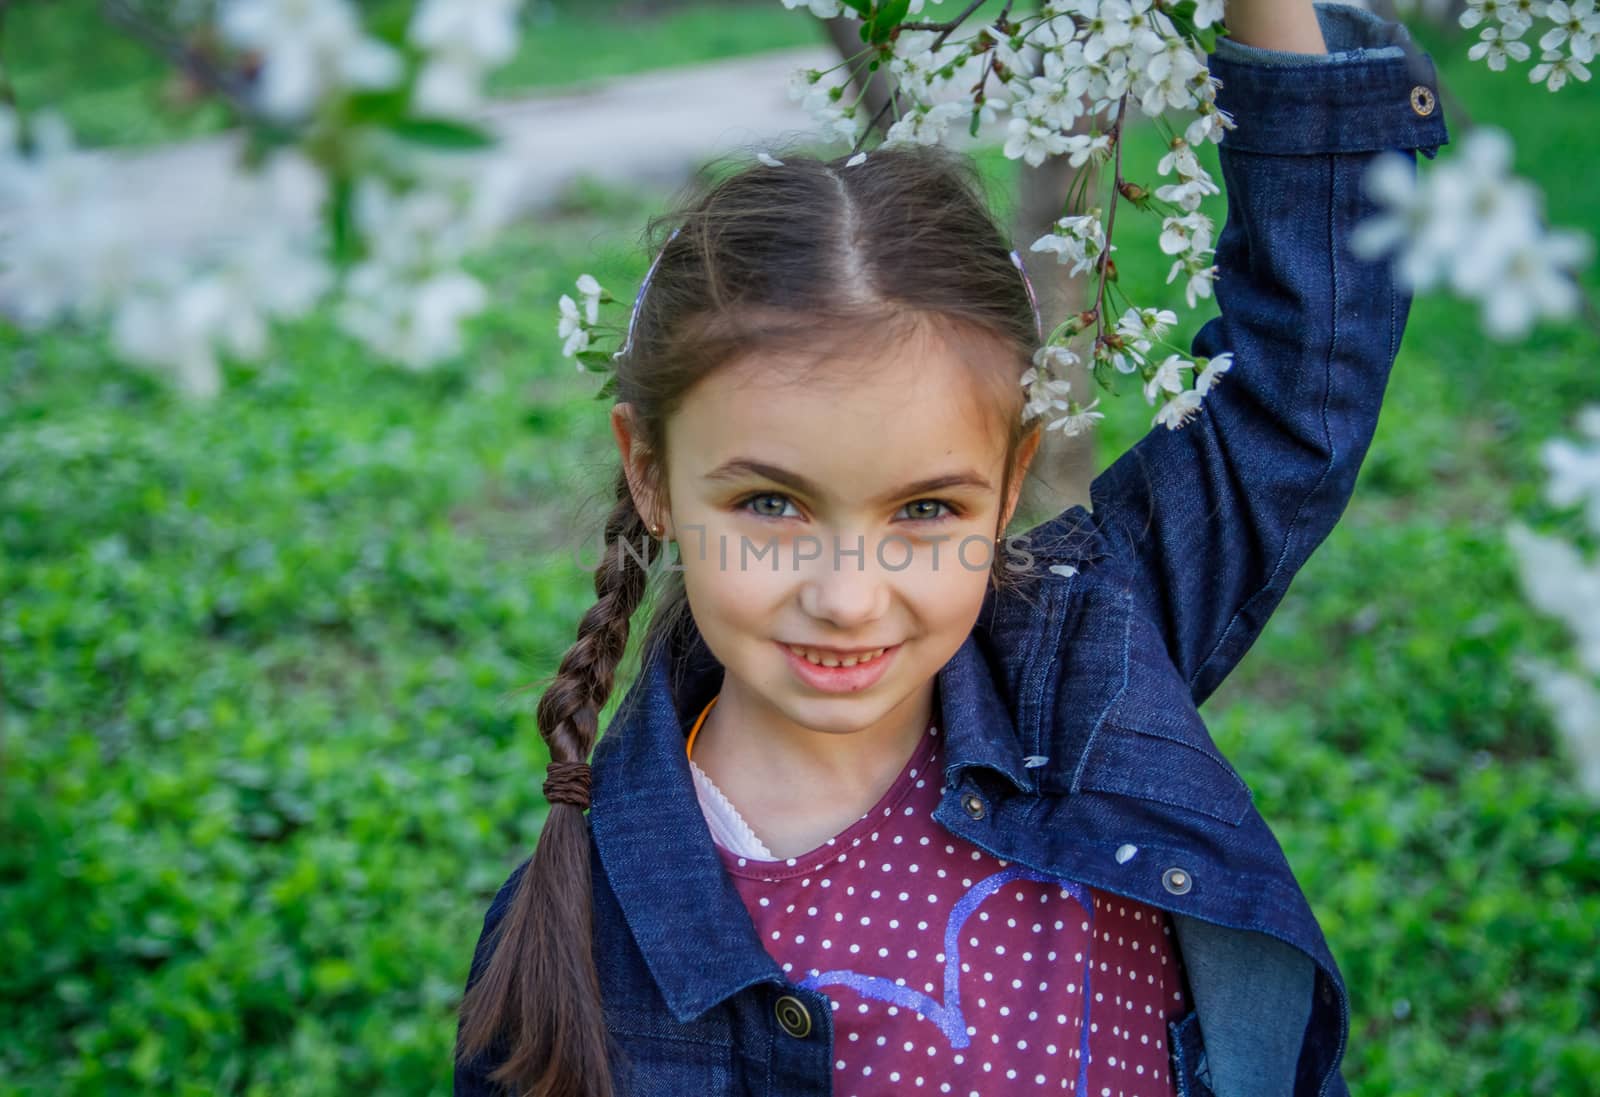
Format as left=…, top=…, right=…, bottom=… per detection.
left=716, top=724, right=1191, bottom=1096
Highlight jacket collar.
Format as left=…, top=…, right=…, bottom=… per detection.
left=587, top=588, right=1041, bottom=1024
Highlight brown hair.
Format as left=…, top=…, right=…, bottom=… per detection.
left=455, top=140, right=1047, bottom=1096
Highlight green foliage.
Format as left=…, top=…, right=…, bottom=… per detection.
left=4, top=6, right=1600, bottom=1097
left=0, top=198, right=655, bottom=1095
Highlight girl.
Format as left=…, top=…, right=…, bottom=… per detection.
left=455, top=3, right=1449, bottom=1095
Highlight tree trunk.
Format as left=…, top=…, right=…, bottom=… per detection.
left=1012, top=151, right=1097, bottom=527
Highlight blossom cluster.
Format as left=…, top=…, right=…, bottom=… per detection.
left=0, top=110, right=331, bottom=398
left=1505, top=405, right=1600, bottom=797
left=0, top=0, right=525, bottom=399
left=220, top=0, right=521, bottom=119
left=1459, top=0, right=1596, bottom=89
left=1016, top=304, right=1232, bottom=434
left=1353, top=127, right=1592, bottom=340
left=775, top=0, right=1236, bottom=436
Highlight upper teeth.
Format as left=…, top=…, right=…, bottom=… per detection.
left=787, top=644, right=888, bottom=668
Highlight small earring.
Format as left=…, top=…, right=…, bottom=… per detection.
left=649, top=522, right=663, bottom=537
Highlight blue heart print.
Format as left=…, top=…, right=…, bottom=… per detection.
left=798, top=866, right=1097, bottom=1092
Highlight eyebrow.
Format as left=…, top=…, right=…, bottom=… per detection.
left=704, top=458, right=994, bottom=505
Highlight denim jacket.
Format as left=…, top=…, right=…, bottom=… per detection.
left=457, top=6, right=1449, bottom=1095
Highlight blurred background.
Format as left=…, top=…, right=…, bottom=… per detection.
left=2, top=0, right=1598, bottom=1094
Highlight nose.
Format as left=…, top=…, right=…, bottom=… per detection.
left=797, top=536, right=892, bottom=629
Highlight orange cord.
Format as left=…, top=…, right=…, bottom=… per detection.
left=685, top=694, right=719, bottom=761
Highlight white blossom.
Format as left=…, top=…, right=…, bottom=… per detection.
left=886, top=100, right=971, bottom=149
left=219, top=0, right=402, bottom=119
left=780, top=0, right=845, bottom=16
left=1194, top=352, right=1233, bottom=397
left=1159, top=211, right=1213, bottom=257
left=1004, top=115, right=1075, bottom=167
left=1470, top=24, right=1534, bottom=69
left=1516, top=655, right=1600, bottom=798
left=1047, top=397, right=1105, bottom=436
left=1185, top=107, right=1233, bottom=147
left=341, top=266, right=487, bottom=370
left=1031, top=210, right=1111, bottom=277
left=1115, top=305, right=1177, bottom=354
left=1530, top=47, right=1593, bottom=88
left=1152, top=386, right=1203, bottom=429
left=1156, top=138, right=1202, bottom=179
left=409, top=0, right=520, bottom=117
left=1540, top=0, right=1600, bottom=61
left=1459, top=0, right=1511, bottom=28
left=575, top=273, right=603, bottom=325
left=1354, top=127, right=1593, bottom=339
left=1508, top=522, right=1600, bottom=672
left=1167, top=255, right=1217, bottom=309
left=1060, top=132, right=1113, bottom=167
left=1155, top=171, right=1220, bottom=212
left=1192, top=0, right=1225, bottom=29
left=1142, top=353, right=1192, bottom=404
left=787, top=68, right=864, bottom=146
left=1540, top=406, right=1600, bottom=532
left=557, top=293, right=589, bottom=360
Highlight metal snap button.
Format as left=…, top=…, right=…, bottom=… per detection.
left=1161, top=866, right=1193, bottom=895
left=961, top=792, right=987, bottom=820
left=774, top=994, right=812, bottom=1038
left=1409, top=85, right=1436, bottom=117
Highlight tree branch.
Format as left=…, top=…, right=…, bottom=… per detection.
left=99, top=0, right=260, bottom=124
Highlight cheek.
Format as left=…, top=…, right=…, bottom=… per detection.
left=904, top=565, right=992, bottom=642
left=677, top=521, right=791, bottom=628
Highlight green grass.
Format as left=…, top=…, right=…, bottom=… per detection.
left=4, top=7, right=1600, bottom=1096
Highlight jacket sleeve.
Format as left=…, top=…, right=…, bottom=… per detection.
left=1085, top=2, right=1449, bottom=708
left=453, top=858, right=531, bottom=1097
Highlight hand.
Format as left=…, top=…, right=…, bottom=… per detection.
left=1222, top=0, right=1329, bottom=54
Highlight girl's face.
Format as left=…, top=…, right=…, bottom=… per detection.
left=613, top=321, right=1039, bottom=743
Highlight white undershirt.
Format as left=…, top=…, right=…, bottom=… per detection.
left=687, top=757, right=776, bottom=860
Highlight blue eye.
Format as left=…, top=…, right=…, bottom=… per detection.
left=901, top=499, right=954, bottom=522
left=735, top=493, right=959, bottom=523
left=741, top=492, right=800, bottom=519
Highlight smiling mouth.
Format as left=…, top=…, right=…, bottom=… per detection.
left=783, top=643, right=897, bottom=668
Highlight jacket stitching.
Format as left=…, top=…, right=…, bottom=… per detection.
left=1068, top=587, right=1133, bottom=795
left=1100, top=719, right=1252, bottom=797
left=1025, top=577, right=1071, bottom=780
left=1186, top=151, right=1342, bottom=705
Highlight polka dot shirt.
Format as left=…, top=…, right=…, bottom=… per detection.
left=711, top=723, right=1192, bottom=1096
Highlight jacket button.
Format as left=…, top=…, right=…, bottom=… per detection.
left=1409, top=85, right=1436, bottom=117
left=1161, top=866, right=1193, bottom=895
left=774, top=994, right=812, bottom=1039
left=961, top=793, right=987, bottom=820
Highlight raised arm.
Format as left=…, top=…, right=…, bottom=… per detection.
left=1085, top=1, right=1449, bottom=707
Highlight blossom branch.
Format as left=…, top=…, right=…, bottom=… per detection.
left=900, top=0, right=988, bottom=42
left=1092, top=94, right=1129, bottom=350
left=99, top=0, right=264, bottom=125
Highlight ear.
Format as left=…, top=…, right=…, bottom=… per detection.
left=610, top=402, right=669, bottom=533
left=999, top=425, right=1044, bottom=530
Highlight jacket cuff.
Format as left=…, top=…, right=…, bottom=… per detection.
left=1207, top=2, right=1449, bottom=159
left=1211, top=1, right=1405, bottom=66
